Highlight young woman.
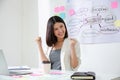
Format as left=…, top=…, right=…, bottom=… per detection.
left=36, top=16, right=81, bottom=71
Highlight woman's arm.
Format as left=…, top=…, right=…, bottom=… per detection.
left=70, top=39, right=79, bottom=69
left=35, top=37, right=49, bottom=61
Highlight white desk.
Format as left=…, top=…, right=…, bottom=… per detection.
left=0, top=69, right=119, bottom=80
left=0, top=70, right=73, bottom=80
left=96, top=73, right=119, bottom=80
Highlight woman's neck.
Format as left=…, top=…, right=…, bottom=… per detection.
left=53, top=39, right=64, bottom=50
left=57, top=38, right=64, bottom=42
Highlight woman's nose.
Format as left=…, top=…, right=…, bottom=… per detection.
left=58, top=28, right=62, bottom=32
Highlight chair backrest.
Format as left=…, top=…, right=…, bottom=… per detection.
left=0, top=49, right=9, bottom=75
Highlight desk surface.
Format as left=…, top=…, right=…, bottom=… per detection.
left=0, top=69, right=119, bottom=80
left=0, top=69, right=73, bottom=80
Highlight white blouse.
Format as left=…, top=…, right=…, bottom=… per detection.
left=46, top=38, right=81, bottom=71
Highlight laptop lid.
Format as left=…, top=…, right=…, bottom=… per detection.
left=0, top=49, right=32, bottom=76
left=0, top=49, right=9, bottom=75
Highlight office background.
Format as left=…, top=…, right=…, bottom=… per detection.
left=0, top=0, right=120, bottom=76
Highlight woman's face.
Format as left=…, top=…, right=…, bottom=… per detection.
left=53, top=22, right=66, bottom=40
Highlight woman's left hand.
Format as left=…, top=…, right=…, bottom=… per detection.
left=70, top=38, right=77, bottom=47
left=70, top=38, right=78, bottom=68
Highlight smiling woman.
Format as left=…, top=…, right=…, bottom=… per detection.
left=35, top=16, right=81, bottom=71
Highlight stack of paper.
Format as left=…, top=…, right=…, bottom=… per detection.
left=8, top=66, right=32, bottom=75
left=8, top=66, right=31, bottom=70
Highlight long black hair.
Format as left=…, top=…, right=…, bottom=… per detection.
left=46, top=16, right=68, bottom=47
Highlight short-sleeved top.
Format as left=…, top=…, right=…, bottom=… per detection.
left=49, top=49, right=61, bottom=70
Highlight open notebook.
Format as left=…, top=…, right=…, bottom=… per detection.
left=0, top=49, right=32, bottom=75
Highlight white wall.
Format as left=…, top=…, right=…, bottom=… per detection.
left=37, top=0, right=51, bottom=68
left=0, top=0, right=39, bottom=68
left=21, top=0, right=39, bottom=68
left=0, top=0, right=22, bottom=66
left=79, top=43, right=120, bottom=75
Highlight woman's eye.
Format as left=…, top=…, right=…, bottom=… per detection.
left=55, top=28, right=58, bottom=30
left=60, top=25, right=63, bottom=28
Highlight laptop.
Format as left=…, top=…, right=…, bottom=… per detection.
left=0, top=49, right=32, bottom=75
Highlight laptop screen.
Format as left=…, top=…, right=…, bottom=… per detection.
left=0, top=49, right=9, bottom=75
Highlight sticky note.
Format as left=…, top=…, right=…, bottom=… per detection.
left=60, top=6, right=65, bottom=11
left=11, top=75, right=23, bottom=78
left=54, top=6, right=65, bottom=13
left=59, top=12, right=66, bottom=19
left=54, top=7, right=60, bottom=13
left=69, top=9, right=75, bottom=16
left=111, top=1, right=118, bottom=8
left=30, top=73, right=42, bottom=76
left=114, top=20, right=120, bottom=27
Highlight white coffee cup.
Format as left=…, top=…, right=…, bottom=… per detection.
left=42, top=61, right=51, bottom=74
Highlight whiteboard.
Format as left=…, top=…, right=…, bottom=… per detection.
left=49, top=0, right=120, bottom=44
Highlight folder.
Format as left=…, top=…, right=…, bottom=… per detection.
left=71, top=71, right=95, bottom=80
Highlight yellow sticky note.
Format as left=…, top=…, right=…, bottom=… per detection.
left=114, top=20, right=120, bottom=27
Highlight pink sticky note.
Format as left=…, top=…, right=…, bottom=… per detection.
left=111, top=1, right=118, bottom=8
left=54, top=7, right=60, bottom=13
left=11, top=75, right=23, bottom=78
left=50, top=71, right=64, bottom=75
left=30, top=73, right=43, bottom=76
left=69, top=9, right=75, bottom=16
left=60, top=6, right=65, bottom=11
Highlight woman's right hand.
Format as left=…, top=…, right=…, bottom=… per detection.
left=35, top=37, right=49, bottom=61
left=35, top=37, right=42, bottom=46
